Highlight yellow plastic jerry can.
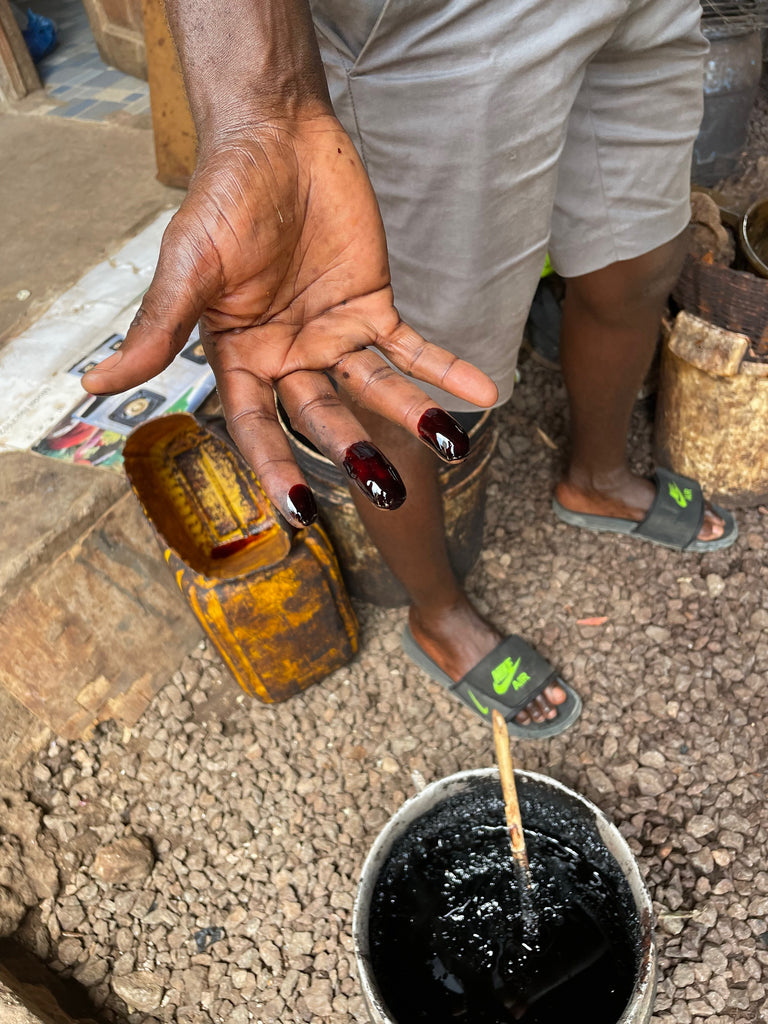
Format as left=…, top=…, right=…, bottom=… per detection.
left=123, top=413, right=358, bottom=703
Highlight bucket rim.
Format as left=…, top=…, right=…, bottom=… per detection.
left=352, top=766, right=657, bottom=1024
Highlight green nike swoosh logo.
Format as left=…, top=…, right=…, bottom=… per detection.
left=466, top=688, right=490, bottom=715
left=492, top=656, right=520, bottom=695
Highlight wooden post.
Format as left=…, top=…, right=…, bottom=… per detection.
left=141, top=0, right=196, bottom=188
left=80, top=0, right=147, bottom=80
left=0, top=0, right=41, bottom=102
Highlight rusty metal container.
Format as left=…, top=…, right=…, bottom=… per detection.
left=692, top=25, right=764, bottom=187
left=123, top=413, right=358, bottom=703
left=282, top=410, right=499, bottom=607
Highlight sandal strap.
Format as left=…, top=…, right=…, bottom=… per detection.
left=452, top=635, right=556, bottom=720
left=633, top=468, right=704, bottom=549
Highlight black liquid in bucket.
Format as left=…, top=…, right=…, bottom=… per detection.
left=368, top=778, right=638, bottom=1023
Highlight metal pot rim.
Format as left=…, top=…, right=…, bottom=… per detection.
left=353, top=766, right=657, bottom=1024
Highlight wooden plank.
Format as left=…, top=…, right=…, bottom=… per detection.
left=141, top=0, right=196, bottom=187
left=0, top=0, right=41, bottom=101
left=0, top=493, right=202, bottom=740
left=81, top=0, right=147, bottom=79
left=667, top=310, right=749, bottom=377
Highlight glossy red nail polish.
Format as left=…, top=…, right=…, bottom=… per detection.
left=417, top=408, right=470, bottom=461
left=342, top=441, right=406, bottom=510
left=287, top=484, right=318, bottom=526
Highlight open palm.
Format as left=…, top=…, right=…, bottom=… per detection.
left=83, top=115, right=497, bottom=520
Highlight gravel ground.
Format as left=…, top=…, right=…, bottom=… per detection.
left=1, top=354, right=767, bottom=1024
left=3, top=63, right=768, bottom=1024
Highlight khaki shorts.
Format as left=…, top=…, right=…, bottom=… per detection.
left=310, top=0, right=707, bottom=410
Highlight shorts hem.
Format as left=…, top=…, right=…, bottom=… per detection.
left=550, top=204, right=692, bottom=278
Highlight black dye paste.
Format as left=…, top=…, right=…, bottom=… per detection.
left=368, top=778, right=638, bottom=1024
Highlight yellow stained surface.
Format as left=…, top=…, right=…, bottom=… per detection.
left=124, top=414, right=290, bottom=577
left=125, top=415, right=358, bottom=703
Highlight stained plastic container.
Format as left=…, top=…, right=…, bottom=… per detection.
left=123, top=413, right=358, bottom=703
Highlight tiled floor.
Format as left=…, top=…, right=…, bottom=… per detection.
left=26, top=0, right=150, bottom=124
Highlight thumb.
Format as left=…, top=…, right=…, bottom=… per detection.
left=82, top=217, right=216, bottom=396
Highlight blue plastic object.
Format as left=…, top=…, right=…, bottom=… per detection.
left=22, top=9, right=58, bottom=63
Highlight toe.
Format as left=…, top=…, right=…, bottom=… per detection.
left=515, top=682, right=567, bottom=726
left=698, top=505, right=725, bottom=543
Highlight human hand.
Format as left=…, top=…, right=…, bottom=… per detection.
left=82, top=116, right=497, bottom=525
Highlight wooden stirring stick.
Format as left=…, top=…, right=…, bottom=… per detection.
left=492, top=709, right=532, bottom=886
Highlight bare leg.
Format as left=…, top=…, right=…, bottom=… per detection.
left=555, top=233, right=724, bottom=541
left=346, top=406, right=566, bottom=725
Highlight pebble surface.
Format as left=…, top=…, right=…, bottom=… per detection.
left=1, top=350, right=766, bottom=1024
left=4, top=77, right=768, bottom=1024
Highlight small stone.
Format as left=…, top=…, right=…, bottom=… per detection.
left=705, top=574, right=726, bottom=599
left=57, top=938, right=84, bottom=966
left=701, top=944, right=728, bottom=972
left=659, top=915, right=685, bottom=935
left=73, top=957, right=108, bottom=986
left=585, top=766, right=613, bottom=795
left=646, top=625, right=671, bottom=644
left=636, top=767, right=665, bottom=796
left=696, top=904, right=718, bottom=928
left=112, top=953, right=136, bottom=977
left=379, top=756, right=399, bottom=774
left=690, top=848, right=714, bottom=874
left=225, top=905, right=248, bottom=927
left=32, top=763, right=52, bottom=784
left=303, top=979, right=334, bottom=1016
left=112, top=971, right=165, bottom=1012
left=718, top=829, right=744, bottom=852
left=672, top=963, right=696, bottom=987
left=57, top=902, right=86, bottom=932
left=283, top=932, right=313, bottom=958
left=687, top=815, right=716, bottom=839
left=92, top=836, right=155, bottom=885
left=259, top=938, right=283, bottom=969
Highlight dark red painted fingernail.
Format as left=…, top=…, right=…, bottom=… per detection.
left=342, top=441, right=406, bottom=510
left=287, top=484, right=318, bottom=526
left=417, top=408, right=470, bottom=461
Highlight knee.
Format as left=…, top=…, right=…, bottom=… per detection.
left=565, top=231, right=687, bottom=327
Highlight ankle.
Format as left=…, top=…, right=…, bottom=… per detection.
left=561, top=463, right=633, bottom=499
left=409, top=592, right=472, bottom=635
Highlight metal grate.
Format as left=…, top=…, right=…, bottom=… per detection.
left=701, top=0, right=768, bottom=30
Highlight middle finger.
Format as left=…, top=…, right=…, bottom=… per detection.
left=277, top=371, right=407, bottom=511
left=329, top=347, right=471, bottom=462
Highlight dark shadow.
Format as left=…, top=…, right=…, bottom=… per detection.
left=0, top=937, right=125, bottom=1024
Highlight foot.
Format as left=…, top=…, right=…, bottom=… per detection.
left=555, top=467, right=725, bottom=543
left=408, top=597, right=567, bottom=726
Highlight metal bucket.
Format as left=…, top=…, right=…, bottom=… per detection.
left=353, top=768, right=657, bottom=1024
left=692, top=27, right=763, bottom=187
left=280, top=410, right=498, bottom=607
